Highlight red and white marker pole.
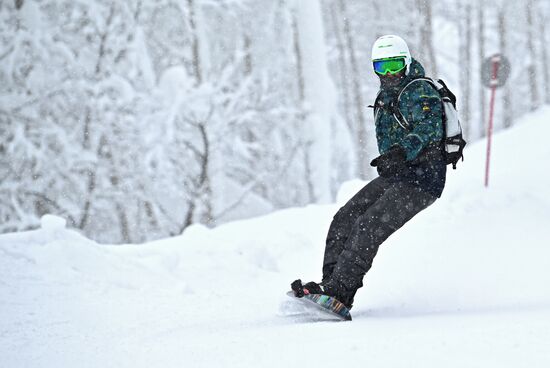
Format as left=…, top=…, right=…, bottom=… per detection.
left=484, top=56, right=500, bottom=188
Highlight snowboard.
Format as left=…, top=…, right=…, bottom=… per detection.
left=286, top=291, right=352, bottom=321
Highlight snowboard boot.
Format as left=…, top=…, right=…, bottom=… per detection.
left=322, top=279, right=356, bottom=310
left=291, top=279, right=354, bottom=309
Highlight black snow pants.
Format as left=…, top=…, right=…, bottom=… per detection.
left=322, top=176, right=437, bottom=304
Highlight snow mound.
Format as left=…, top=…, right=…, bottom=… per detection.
left=40, top=214, right=66, bottom=231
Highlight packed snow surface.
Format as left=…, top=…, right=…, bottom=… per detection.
left=2, top=108, right=550, bottom=367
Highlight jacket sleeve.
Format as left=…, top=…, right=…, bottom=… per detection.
left=375, top=109, right=391, bottom=154
left=399, top=81, right=444, bottom=161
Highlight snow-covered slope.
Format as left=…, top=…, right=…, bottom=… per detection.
left=2, top=108, right=550, bottom=368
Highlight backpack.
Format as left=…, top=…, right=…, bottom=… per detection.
left=373, top=78, right=467, bottom=169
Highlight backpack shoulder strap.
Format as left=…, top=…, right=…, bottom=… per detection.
left=369, top=90, right=382, bottom=114
left=435, top=79, right=457, bottom=107
left=397, top=77, right=439, bottom=103
left=372, top=77, right=438, bottom=130
left=394, top=77, right=441, bottom=129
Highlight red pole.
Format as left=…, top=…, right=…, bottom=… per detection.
left=485, top=57, right=500, bottom=187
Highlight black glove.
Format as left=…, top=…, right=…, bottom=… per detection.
left=370, top=146, right=407, bottom=177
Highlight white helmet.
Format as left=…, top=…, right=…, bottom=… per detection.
left=371, top=35, right=412, bottom=69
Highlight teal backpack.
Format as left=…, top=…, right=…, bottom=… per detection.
left=374, top=78, right=467, bottom=169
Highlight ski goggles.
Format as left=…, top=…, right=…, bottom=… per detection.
left=373, top=57, right=407, bottom=75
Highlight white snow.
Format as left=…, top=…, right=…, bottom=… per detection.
left=1, top=108, right=550, bottom=367
left=40, top=214, right=67, bottom=231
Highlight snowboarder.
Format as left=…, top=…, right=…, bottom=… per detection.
left=291, top=35, right=447, bottom=309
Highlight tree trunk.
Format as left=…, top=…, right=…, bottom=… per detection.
left=116, top=202, right=131, bottom=243
left=197, top=122, right=214, bottom=227
left=337, top=0, right=368, bottom=180
left=526, top=0, right=540, bottom=111
left=292, top=16, right=305, bottom=103
left=291, top=15, right=314, bottom=203
left=538, top=6, right=550, bottom=104
left=499, top=6, right=513, bottom=129
left=187, top=0, right=203, bottom=85
left=184, top=0, right=219, bottom=228
left=79, top=4, right=115, bottom=231
left=459, top=3, right=472, bottom=140
left=243, top=34, right=253, bottom=77
left=477, top=4, right=486, bottom=138
left=187, top=0, right=201, bottom=85
left=416, top=0, right=437, bottom=76
left=328, top=1, right=352, bottom=132
left=293, top=0, right=334, bottom=203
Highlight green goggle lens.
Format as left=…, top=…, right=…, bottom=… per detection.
left=373, top=58, right=407, bottom=75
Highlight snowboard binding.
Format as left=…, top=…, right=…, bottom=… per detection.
left=289, top=279, right=352, bottom=321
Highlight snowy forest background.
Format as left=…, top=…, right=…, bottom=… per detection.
left=1, top=0, right=548, bottom=244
